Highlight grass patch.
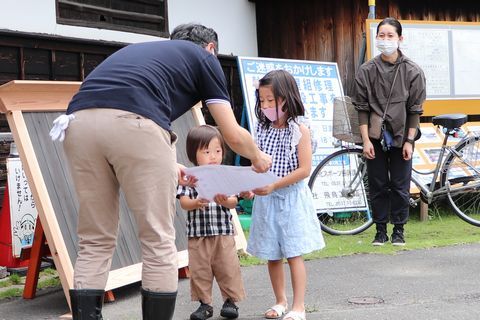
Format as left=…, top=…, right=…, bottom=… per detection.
left=0, top=269, right=60, bottom=300
left=9, top=274, right=21, bottom=285
left=238, top=250, right=265, bottom=267
left=0, top=288, right=22, bottom=299
left=239, top=207, right=480, bottom=266
left=37, top=277, right=61, bottom=290
left=40, top=268, right=57, bottom=276
left=0, top=279, right=12, bottom=288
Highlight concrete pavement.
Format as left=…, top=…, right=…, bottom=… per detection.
left=1, top=243, right=480, bottom=319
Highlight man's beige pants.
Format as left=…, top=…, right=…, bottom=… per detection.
left=64, top=108, right=178, bottom=292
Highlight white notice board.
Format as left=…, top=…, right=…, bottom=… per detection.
left=366, top=20, right=480, bottom=116
left=6, top=157, right=38, bottom=257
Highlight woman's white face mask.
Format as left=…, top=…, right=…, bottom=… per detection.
left=375, top=39, right=398, bottom=56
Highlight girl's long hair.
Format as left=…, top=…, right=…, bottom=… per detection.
left=254, top=69, right=305, bottom=128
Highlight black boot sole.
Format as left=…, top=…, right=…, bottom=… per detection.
left=190, top=313, right=213, bottom=320
left=220, top=309, right=239, bottom=319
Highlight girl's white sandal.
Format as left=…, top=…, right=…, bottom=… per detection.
left=283, top=310, right=306, bottom=320
left=264, top=304, right=287, bottom=319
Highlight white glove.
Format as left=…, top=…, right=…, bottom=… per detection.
left=49, top=114, right=75, bottom=142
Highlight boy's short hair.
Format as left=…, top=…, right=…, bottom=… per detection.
left=186, top=125, right=225, bottom=166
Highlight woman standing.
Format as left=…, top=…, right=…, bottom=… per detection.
left=352, top=17, right=426, bottom=246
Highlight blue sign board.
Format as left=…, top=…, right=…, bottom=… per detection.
left=237, top=56, right=344, bottom=168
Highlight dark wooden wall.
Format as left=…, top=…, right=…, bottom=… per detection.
left=254, top=0, right=480, bottom=96
left=57, top=0, right=169, bottom=37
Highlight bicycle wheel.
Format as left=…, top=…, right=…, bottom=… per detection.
left=441, top=136, right=480, bottom=226
left=308, top=148, right=373, bottom=235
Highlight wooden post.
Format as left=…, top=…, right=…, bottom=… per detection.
left=178, top=266, right=190, bottom=279
left=420, top=200, right=429, bottom=222
left=23, top=219, right=47, bottom=299
left=104, top=291, right=115, bottom=303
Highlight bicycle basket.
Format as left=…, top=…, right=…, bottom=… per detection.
left=332, top=96, right=362, bottom=143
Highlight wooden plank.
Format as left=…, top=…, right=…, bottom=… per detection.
left=24, top=48, right=50, bottom=79
left=0, top=47, right=19, bottom=75
left=374, top=0, right=390, bottom=18
left=7, top=110, right=74, bottom=307
left=299, top=0, right=315, bottom=60
left=388, top=0, right=401, bottom=20
left=191, top=102, right=206, bottom=126
left=352, top=0, right=368, bottom=74
left=24, top=112, right=79, bottom=263
left=333, top=0, right=354, bottom=95
left=318, top=0, right=335, bottom=62
left=104, top=263, right=141, bottom=291
left=54, top=51, right=81, bottom=81
left=0, top=81, right=81, bottom=113
left=230, top=209, right=248, bottom=251
left=22, top=218, right=46, bottom=299
left=423, top=100, right=480, bottom=117
left=104, top=250, right=188, bottom=291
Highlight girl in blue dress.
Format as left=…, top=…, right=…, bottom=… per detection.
left=246, top=70, right=325, bottom=320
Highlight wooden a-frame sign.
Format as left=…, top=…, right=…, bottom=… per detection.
left=0, top=80, right=247, bottom=310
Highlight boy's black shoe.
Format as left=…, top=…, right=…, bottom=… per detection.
left=391, top=230, right=406, bottom=246
left=190, top=302, right=213, bottom=320
left=372, top=232, right=389, bottom=246
left=220, top=298, right=239, bottom=319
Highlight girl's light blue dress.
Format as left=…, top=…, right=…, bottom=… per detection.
left=247, top=119, right=325, bottom=260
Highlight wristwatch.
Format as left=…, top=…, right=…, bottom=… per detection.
left=405, top=138, right=415, bottom=145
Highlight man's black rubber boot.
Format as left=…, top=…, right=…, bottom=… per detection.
left=69, top=289, right=104, bottom=320
left=141, top=288, right=177, bottom=320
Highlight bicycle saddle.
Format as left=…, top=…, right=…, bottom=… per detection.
left=432, top=114, right=467, bottom=129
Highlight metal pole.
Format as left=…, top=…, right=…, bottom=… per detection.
left=368, top=0, right=376, bottom=19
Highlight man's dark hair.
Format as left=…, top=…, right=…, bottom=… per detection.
left=170, top=23, right=219, bottom=55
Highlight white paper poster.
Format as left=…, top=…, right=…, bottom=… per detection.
left=7, top=157, right=37, bottom=258
left=184, top=165, right=278, bottom=201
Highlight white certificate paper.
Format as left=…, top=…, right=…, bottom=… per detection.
left=184, top=165, right=278, bottom=200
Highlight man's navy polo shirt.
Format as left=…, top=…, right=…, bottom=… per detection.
left=67, top=40, right=230, bottom=131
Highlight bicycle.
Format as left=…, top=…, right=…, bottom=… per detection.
left=309, top=113, right=480, bottom=235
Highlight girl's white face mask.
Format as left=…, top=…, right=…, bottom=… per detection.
left=262, top=105, right=286, bottom=122
left=375, top=39, right=399, bottom=56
